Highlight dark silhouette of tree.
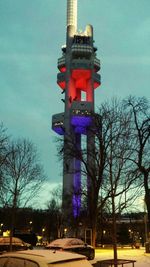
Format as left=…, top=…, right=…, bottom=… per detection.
left=1, top=138, right=45, bottom=207
left=1, top=138, right=46, bottom=250
left=46, top=186, right=63, bottom=240
left=98, top=99, right=142, bottom=266
left=57, top=96, right=149, bottom=263
left=124, top=96, right=150, bottom=232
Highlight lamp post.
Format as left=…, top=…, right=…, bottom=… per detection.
left=64, top=228, right=67, bottom=237
left=29, top=221, right=33, bottom=232
left=144, top=213, right=148, bottom=242
left=0, top=223, right=3, bottom=236
left=144, top=199, right=148, bottom=242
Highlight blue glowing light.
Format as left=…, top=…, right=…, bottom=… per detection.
left=71, top=115, right=92, bottom=134
left=71, top=115, right=92, bottom=127
left=53, top=126, right=64, bottom=135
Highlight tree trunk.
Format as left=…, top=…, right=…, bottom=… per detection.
left=112, top=194, right=118, bottom=267
left=9, top=185, right=18, bottom=251
left=145, top=190, right=150, bottom=235
left=144, top=172, right=150, bottom=234
left=10, top=207, right=15, bottom=251
left=92, top=217, right=97, bottom=247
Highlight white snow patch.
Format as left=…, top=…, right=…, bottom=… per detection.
left=93, top=247, right=150, bottom=267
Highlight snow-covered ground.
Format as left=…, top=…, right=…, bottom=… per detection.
left=92, top=247, right=150, bottom=267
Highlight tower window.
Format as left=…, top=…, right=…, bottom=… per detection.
left=73, top=35, right=90, bottom=45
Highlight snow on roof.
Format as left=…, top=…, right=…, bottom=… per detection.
left=47, top=238, right=84, bottom=248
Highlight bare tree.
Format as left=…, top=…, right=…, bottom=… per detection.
left=124, top=96, right=150, bottom=231
left=57, top=97, right=148, bottom=252
left=100, top=99, right=142, bottom=266
left=1, top=138, right=45, bottom=207
left=46, top=186, right=63, bottom=239
left=1, top=138, right=46, bottom=250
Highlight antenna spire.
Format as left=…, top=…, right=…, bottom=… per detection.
left=67, top=0, right=77, bottom=32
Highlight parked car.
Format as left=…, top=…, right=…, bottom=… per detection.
left=0, top=249, right=93, bottom=267
left=45, top=238, right=95, bottom=260
left=0, top=236, right=32, bottom=252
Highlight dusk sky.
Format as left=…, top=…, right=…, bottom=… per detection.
left=0, top=0, right=150, bottom=207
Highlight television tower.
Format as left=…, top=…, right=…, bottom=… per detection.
left=52, top=0, right=101, bottom=219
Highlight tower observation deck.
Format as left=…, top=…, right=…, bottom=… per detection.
left=52, top=0, right=101, bottom=222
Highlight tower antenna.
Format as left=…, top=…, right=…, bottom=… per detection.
left=67, top=0, right=77, bottom=31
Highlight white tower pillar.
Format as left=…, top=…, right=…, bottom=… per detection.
left=67, top=0, right=77, bottom=31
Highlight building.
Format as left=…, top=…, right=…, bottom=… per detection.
left=52, top=0, right=101, bottom=222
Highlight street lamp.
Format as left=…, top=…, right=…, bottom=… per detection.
left=29, top=221, right=33, bottom=231
left=64, top=228, right=67, bottom=237
left=42, top=228, right=45, bottom=233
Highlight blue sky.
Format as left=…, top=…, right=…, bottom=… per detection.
left=0, top=0, right=150, bottom=207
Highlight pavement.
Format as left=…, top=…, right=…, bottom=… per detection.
left=91, top=247, right=150, bottom=267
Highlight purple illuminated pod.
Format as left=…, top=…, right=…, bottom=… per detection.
left=52, top=0, right=101, bottom=222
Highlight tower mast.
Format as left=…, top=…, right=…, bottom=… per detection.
left=67, top=0, right=77, bottom=31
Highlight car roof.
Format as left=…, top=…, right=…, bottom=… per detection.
left=47, top=238, right=84, bottom=248
left=0, top=237, right=24, bottom=245
left=0, top=249, right=86, bottom=264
